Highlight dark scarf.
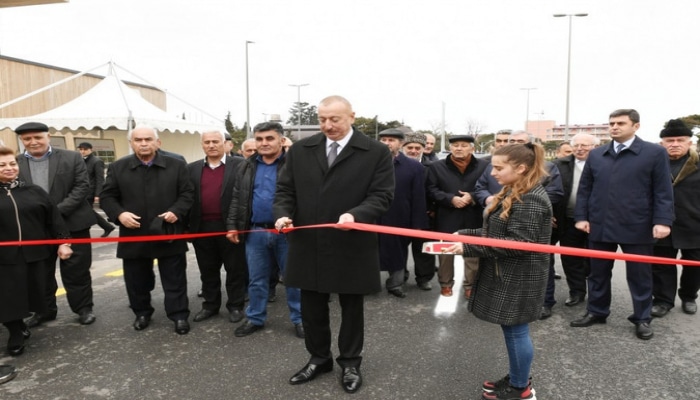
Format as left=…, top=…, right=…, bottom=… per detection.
left=0, top=178, right=23, bottom=190
left=450, top=155, right=471, bottom=174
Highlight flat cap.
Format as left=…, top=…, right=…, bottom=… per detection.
left=77, top=142, right=93, bottom=149
left=378, top=128, right=405, bottom=139
left=15, top=122, right=49, bottom=135
left=448, top=135, right=475, bottom=143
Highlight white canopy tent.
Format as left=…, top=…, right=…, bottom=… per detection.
left=0, top=61, right=225, bottom=135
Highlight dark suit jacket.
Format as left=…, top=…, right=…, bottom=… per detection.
left=274, top=129, right=394, bottom=294
left=84, top=152, right=106, bottom=200
left=17, top=148, right=95, bottom=232
left=186, top=155, right=244, bottom=233
left=574, top=136, right=675, bottom=244
left=100, top=152, right=195, bottom=259
left=552, top=154, right=576, bottom=237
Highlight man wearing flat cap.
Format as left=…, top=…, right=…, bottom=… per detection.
left=15, top=122, right=97, bottom=327
left=650, top=119, right=700, bottom=317
left=77, top=142, right=115, bottom=238
left=376, top=129, right=428, bottom=297
left=426, top=135, right=487, bottom=298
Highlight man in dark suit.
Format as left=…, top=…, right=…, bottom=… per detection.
left=551, top=133, right=598, bottom=308
left=376, top=128, right=428, bottom=298
left=650, top=119, right=700, bottom=317
left=15, top=122, right=97, bottom=327
left=100, top=125, right=194, bottom=335
left=187, top=131, right=247, bottom=324
left=77, top=142, right=115, bottom=238
left=571, top=109, right=675, bottom=340
left=274, top=95, right=394, bottom=394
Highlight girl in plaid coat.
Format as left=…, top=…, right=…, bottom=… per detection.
left=450, top=142, right=552, bottom=400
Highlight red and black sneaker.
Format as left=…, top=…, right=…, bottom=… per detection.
left=482, top=384, right=536, bottom=400
left=482, top=375, right=532, bottom=393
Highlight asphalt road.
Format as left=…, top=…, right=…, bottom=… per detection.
left=1, top=226, right=698, bottom=399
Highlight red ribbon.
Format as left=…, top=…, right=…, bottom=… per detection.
left=2, top=222, right=697, bottom=267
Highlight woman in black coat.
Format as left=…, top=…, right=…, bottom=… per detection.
left=449, top=143, right=552, bottom=400
left=0, top=147, right=72, bottom=356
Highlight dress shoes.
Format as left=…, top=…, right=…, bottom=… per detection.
left=197, top=289, right=204, bottom=298
left=341, top=366, right=362, bottom=394
left=78, top=308, right=96, bottom=325
left=651, top=304, right=670, bottom=318
left=24, top=312, right=57, bottom=328
left=234, top=320, right=263, bottom=337
left=100, top=226, right=115, bottom=238
left=565, top=294, right=585, bottom=307
left=174, top=320, right=190, bottom=335
left=464, top=288, right=473, bottom=300
left=554, top=272, right=562, bottom=280
left=0, top=364, right=18, bottom=384
left=416, top=281, right=432, bottom=291
left=682, top=301, right=697, bottom=315
left=440, top=286, right=453, bottom=297
left=387, top=287, right=406, bottom=298
left=268, top=289, right=277, bottom=303
left=539, top=306, right=552, bottom=320
left=6, top=344, right=24, bottom=357
left=635, top=322, right=654, bottom=340
left=6, top=333, right=25, bottom=357
left=289, top=359, right=333, bottom=385
left=133, top=315, right=151, bottom=331
left=21, top=323, right=31, bottom=340
left=294, top=323, right=305, bottom=339
left=229, top=309, right=244, bottom=323
left=570, top=313, right=607, bottom=327
left=193, top=309, right=218, bottom=322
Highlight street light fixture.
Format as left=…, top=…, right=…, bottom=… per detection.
left=288, top=83, right=309, bottom=134
left=553, top=13, right=588, bottom=141
left=245, top=40, right=254, bottom=138
left=520, top=88, right=537, bottom=131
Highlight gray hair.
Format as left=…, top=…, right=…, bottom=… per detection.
left=201, top=130, right=226, bottom=142
left=128, top=124, right=159, bottom=141
left=570, top=133, right=600, bottom=146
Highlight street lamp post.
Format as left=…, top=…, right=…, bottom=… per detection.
left=520, top=87, right=537, bottom=131
left=553, top=13, right=588, bottom=141
left=245, top=40, right=254, bottom=138
left=288, top=83, right=309, bottom=135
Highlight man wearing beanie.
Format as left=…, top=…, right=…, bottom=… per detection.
left=15, top=122, right=97, bottom=327
left=651, top=119, right=700, bottom=317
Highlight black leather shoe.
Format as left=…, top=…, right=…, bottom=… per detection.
left=0, top=364, right=17, bottom=384
left=416, top=281, right=432, bottom=291
left=20, top=322, right=31, bottom=340
left=234, top=320, right=263, bottom=337
left=133, top=315, right=150, bottom=331
left=294, top=323, right=305, bottom=339
left=387, top=288, right=406, bottom=298
left=635, top=322, right=653, bottom=340
left=268, top=290, right=277, bottom=303
left=341, top=366, right=362, bottom=393
left=100, top=226, right=115, bottom=238
left=289, top=359, right=333, bottom=385
left=565, top=294, right=585, bottom=307
left=651, top=304, right=670, bottom=318
left=229, top=309, right=244, bottom=323
left=682, top=301, right=697, bottom=315
left=539, top=306, right=552, bottom=320
left=174, top=320, right=190, bottom=335
left=193, top=309, right=218, bottom=322
left=78, top=309, right=96, bottom=325
left=197, top=289, right=204, bottom=298
left=554, top=272, right=562, bottom=280
left=24, top=312, right=56, bottom=328
left=7, top=344, right=24, bottom=357
left=570, top=313, right=607, bottom=327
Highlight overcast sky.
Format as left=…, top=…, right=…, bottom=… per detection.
left=0, top=0, right=698, bottom=141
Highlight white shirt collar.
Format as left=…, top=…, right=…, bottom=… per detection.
left=327, top=129, right=353, bottom=154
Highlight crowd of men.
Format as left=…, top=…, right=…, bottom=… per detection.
left=6, top=104, right=699, bottom=394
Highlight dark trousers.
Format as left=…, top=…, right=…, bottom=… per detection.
left=652, top=247, right=700, bottom=307
left=559, top=218, right=590, bottom=297
left=587, top=241, right=653, bottom=324
left=122, top=254, right=189, bottom=321
left=411, top=237, right=436, bottom=284
left=192, top=221, right=247, bottom=312
left=43, top=229, right=93, bottom=315
left=93, top=209, right=113, bottom=231
left=301, top=289, right=364, bottom=368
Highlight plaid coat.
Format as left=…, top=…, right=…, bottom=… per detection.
left=458, top=184, right=552, bottom=326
